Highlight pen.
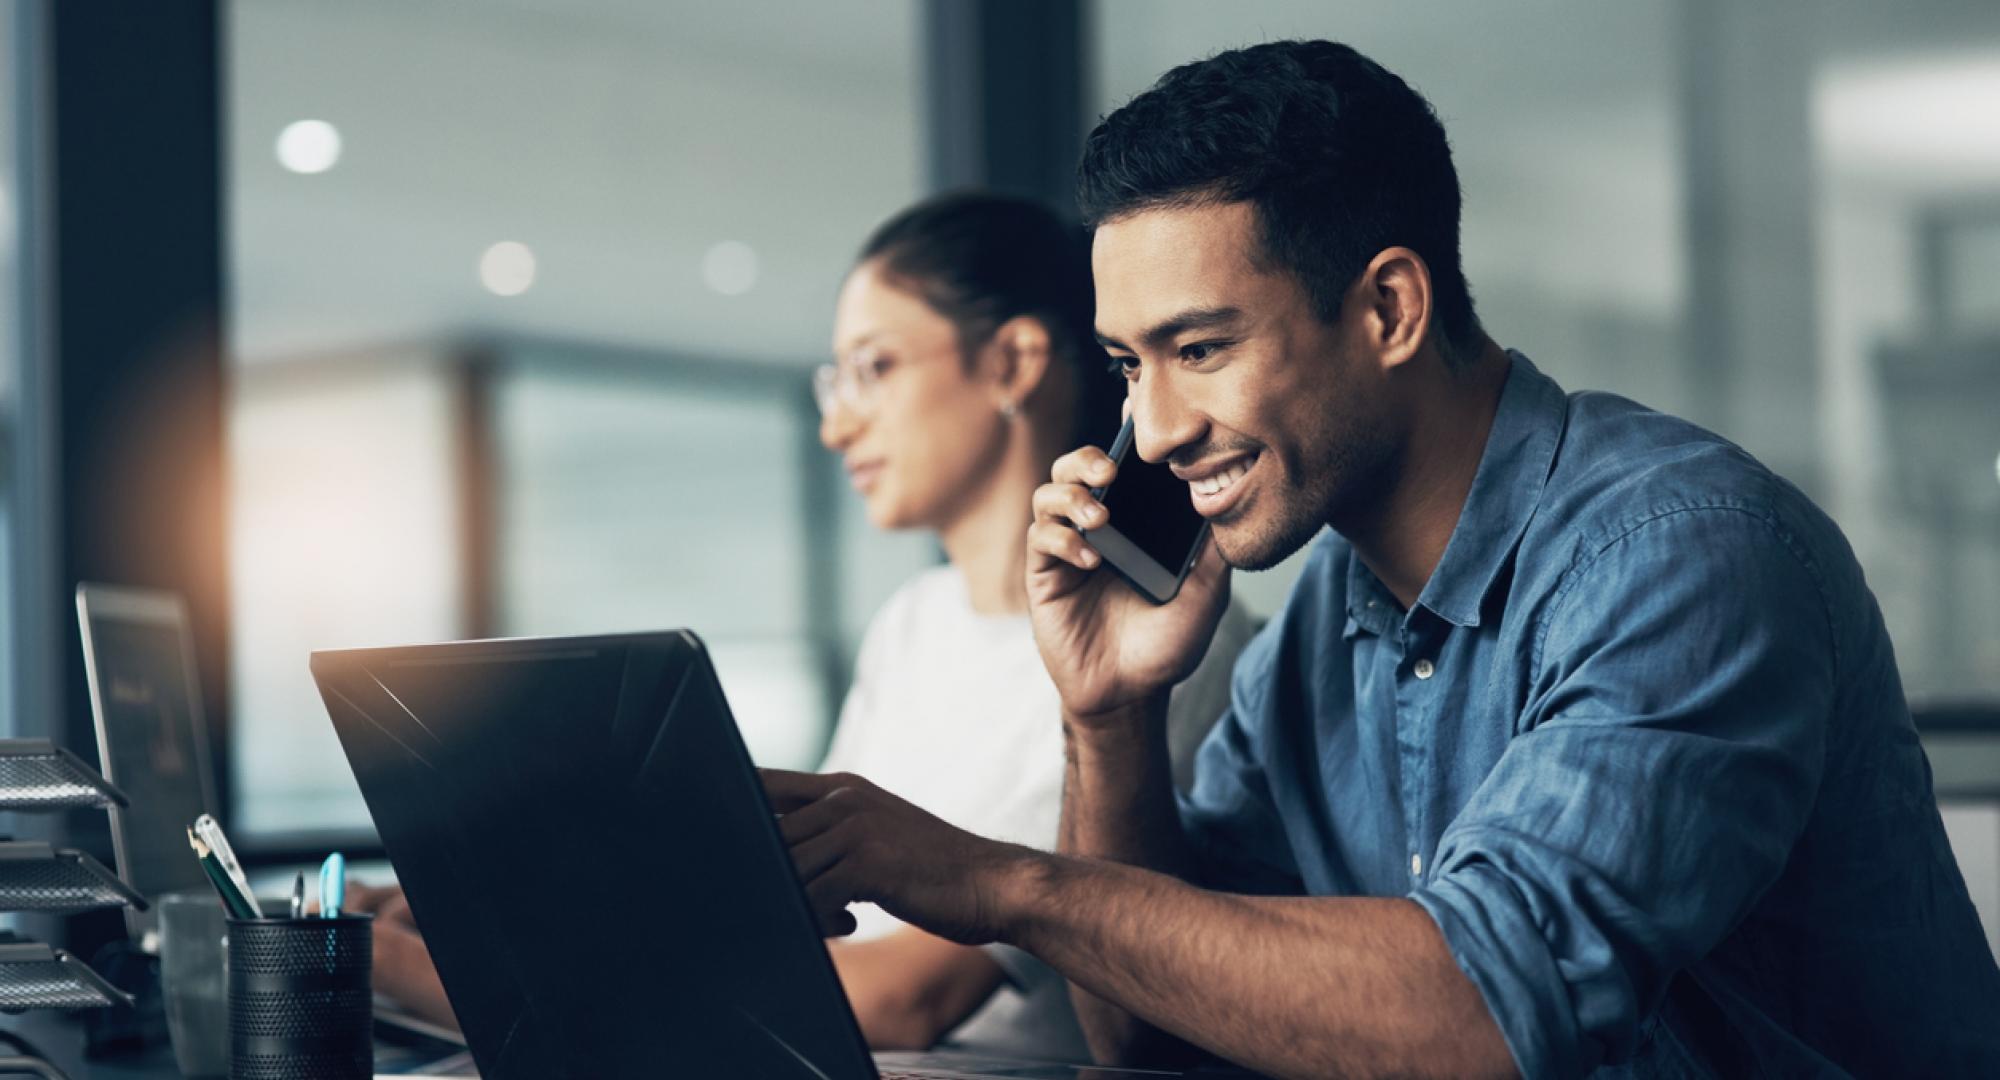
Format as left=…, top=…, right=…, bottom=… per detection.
left=188, top=827, right=256, bottom=919
left=318, top=852, right=346, bottom=918
left=193, top=814, right=263, bottom=918
left=291, top=872, right=305, bottom=919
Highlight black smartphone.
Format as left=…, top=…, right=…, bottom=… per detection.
left=1080, top=417, right=1210, bottom=603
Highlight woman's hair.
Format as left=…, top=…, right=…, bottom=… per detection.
left=858, top=191, right=1123, bottom=448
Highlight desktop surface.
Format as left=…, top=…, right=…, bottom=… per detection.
left=4, top=1008, right=473, bottom=1079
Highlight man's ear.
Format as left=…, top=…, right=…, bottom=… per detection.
left=1358, top=247, right=1434, bottom=372
left=983, top=315, right=1055, bottom=410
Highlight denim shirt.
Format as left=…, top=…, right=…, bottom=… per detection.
left=1179, top=354, right=2000, bottom=1077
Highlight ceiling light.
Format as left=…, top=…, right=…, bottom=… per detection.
left=275, top=120, right=343, bottom=175
left=479, top=242, right=536, bottom=297
left=702, top=241, right=759, bottom=296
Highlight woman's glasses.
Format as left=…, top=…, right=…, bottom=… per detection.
left=812, top=347, right=914, bottom=418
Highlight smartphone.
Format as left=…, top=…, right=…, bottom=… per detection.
left=1080, top=417, right=1210, bottom=603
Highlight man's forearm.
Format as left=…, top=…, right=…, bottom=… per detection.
left=999, top=857, right=1516, bottom=1080
left=1058, top=694, right=1189, bottom=871
left=1057, top=694, right=1201, bottom=1063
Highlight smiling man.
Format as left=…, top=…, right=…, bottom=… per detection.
left=763, top=40, right=2000, bottom=1078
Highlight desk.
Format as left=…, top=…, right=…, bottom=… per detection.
left=3, top=1010, right=179, bottom=1079
left=2, top=1008, right=472, bottom=1078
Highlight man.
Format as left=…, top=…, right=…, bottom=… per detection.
left=764, top=40, right=2000, bottom=1077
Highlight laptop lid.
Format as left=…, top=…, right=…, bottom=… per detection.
left=312, top=631, right=878, bottom=1079
left=75, top=583, right=220, bottom=943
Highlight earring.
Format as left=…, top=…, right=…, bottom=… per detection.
left=999, top=399, right=1019, bottom=419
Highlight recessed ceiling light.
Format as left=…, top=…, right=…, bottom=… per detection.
left=702, top=241, right=759, bottom=296
left=479, top=241, right=536, bottom=297
left=275, top=119, right=343, bottom=175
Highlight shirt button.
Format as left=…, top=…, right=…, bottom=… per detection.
left=1413, top=658, right=1435, bottom=680
left=1410, top=853, right=1423, bottom=876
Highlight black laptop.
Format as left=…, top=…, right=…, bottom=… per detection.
left=312, top=632, right=1205, bottom=1079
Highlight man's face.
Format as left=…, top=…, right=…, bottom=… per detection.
left=1092, top=201, right=1398, bottom=570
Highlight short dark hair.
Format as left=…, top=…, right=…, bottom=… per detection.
left=860, top=191, right=1122, bottom=445
left=1077, top=40, right=1481, bottom=363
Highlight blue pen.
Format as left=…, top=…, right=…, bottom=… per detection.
left=318, top=852, right=346, bottom=918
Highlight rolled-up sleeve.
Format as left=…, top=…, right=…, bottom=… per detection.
left=1411, top=507, right=1834, bottom=1078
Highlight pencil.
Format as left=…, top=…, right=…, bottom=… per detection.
left=188, top=827, right=257, bottom=919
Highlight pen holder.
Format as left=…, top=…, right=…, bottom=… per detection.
left=225, top=915, right=373, bottom=1080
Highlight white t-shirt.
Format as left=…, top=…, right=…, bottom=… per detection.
left=820, top=565, right=1254, bottom=1058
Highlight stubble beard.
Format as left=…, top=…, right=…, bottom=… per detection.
left=1212, top=408, right=1397, bottom=572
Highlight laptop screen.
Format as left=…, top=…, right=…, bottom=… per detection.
left=77, top=587, right=217, bottom=911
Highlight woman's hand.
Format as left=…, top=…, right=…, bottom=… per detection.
left=343, top=881, right=415, bottom=930
left=337, top=882, right=459, bottom=1031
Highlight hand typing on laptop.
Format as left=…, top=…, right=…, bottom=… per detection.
left=760, top=770, right=1045, bottom=947
left=339, top=882, right=459, bottom=1032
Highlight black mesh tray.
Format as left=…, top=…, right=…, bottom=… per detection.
left=0, top=842, right=147, bottom=914
left=0, top=941, right=134, bottom=1010
left=0, top=739, right=127, bottom=812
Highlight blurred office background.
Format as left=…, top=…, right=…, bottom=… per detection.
left=2, top=1, right=1997, bottom=950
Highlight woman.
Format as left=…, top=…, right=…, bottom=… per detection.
left=812, top=191, right=1250, bottom=1057
left=350, top=192, right=1251, bottom=1057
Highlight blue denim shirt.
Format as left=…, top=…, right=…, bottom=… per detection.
left=1179, top=354, right=2000, bottom=1077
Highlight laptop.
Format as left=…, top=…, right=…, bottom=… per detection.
left=75, top=583, right=222, bottom=946
left=312, top=631, right=1215, bottom=1079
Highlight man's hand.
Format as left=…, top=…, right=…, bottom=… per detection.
left=1027, top=445, right=1231, bottom=722
left=762, top=768, right=1040, bottom=945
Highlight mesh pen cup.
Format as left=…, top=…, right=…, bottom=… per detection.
left=226, top=915, right=374, bottom=1080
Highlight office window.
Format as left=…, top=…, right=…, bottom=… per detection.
left=492, top=356, right=832, bottom=768
left=227, top=1, right=930, bottom=842
left=230, top=357, right=462, bottom=837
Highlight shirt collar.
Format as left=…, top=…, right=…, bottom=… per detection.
left=1344, top=551, right=1401, bottom=640
left=1411, top=351, right=1567, bottom=627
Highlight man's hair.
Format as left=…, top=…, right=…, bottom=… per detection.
left=860, top=191, right=1122, bottom=446
left=1077, top=40, right=1481, bottom=364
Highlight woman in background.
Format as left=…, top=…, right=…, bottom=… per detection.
left=351, top=191, right=1252, bottom=1058
left=813, top=191, right=1250, bottom=1057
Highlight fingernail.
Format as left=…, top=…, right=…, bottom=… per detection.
left=1082, top=548, right=1100, bottom=567
left=1084, top=504, right=1106, bottom=526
